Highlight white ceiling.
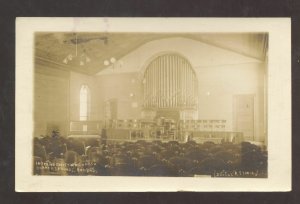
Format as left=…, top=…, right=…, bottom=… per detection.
left=35, top=32, right=268, bottom=75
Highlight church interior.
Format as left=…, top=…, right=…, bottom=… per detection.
left=33, top=32, right=268, bottom=177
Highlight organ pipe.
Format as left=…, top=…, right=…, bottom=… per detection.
left=183, top=61, right=185, bottom=107
left=162, top=57, right=164, bottom=107
left=189, top=68, right=191, bottom=107
left=149, top=66, right=153, bottom=106
left=143, top=54, right=197, bottom=109
left=155, top=60, right=158, bottom=107
left=168, top=56, right=170, bottom=107
left=160, top=57, right=163, bottom=108
left=171, top=56, right=173, bottom=107
left=173, top=59, right=178, bottom=107
left=165, top=56, right=167, bottom=107
left=180, top=59, right=183, bottom=106
left=164, top=56, right=167, bottom=107
left=146, top=69, right=148, bottom=107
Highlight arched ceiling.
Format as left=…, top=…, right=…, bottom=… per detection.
left=35, top=32, right=268, bottom=75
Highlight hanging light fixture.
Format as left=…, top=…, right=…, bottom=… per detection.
left=104, top=60, right=110, bottom=66
left=62, top=33, right=92, bottom=66
left=110, top=57, right=116, bottom=63
left=103, top=56, right=117, bottom=70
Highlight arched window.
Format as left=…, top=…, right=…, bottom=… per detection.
left=80, top=85, right=90, bottom=121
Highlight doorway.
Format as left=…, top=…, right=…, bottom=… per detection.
left=233, top=95, right=255, bottom=141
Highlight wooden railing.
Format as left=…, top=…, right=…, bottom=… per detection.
left=69, top=121, right=103, bottom=135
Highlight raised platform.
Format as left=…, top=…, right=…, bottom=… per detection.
left=105, top=128, right=243, bottom=144
left=68, top=134, right=100, bottom=138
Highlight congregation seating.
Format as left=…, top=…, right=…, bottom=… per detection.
left=33, top=136, right=268, bottom=177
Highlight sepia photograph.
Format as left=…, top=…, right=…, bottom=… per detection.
left=15, top=18, right=291, bottom=192
left=33, top=32, right=268, bottom=178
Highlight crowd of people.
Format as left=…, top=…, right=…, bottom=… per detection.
left=33, top=133, right=267, bottom=177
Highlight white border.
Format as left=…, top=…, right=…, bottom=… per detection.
left=15, top=18, right=291, bottom=192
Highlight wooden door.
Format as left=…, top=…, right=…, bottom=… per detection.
left=234, top=95, right=254, bottom=141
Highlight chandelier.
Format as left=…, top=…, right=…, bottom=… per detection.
left=62, top=33, right=91, bottom=66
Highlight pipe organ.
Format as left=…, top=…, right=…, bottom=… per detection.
left=143, top=54, right=198, bottom=110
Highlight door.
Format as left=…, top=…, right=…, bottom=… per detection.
left=234, top=95, right=254, bottom=141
